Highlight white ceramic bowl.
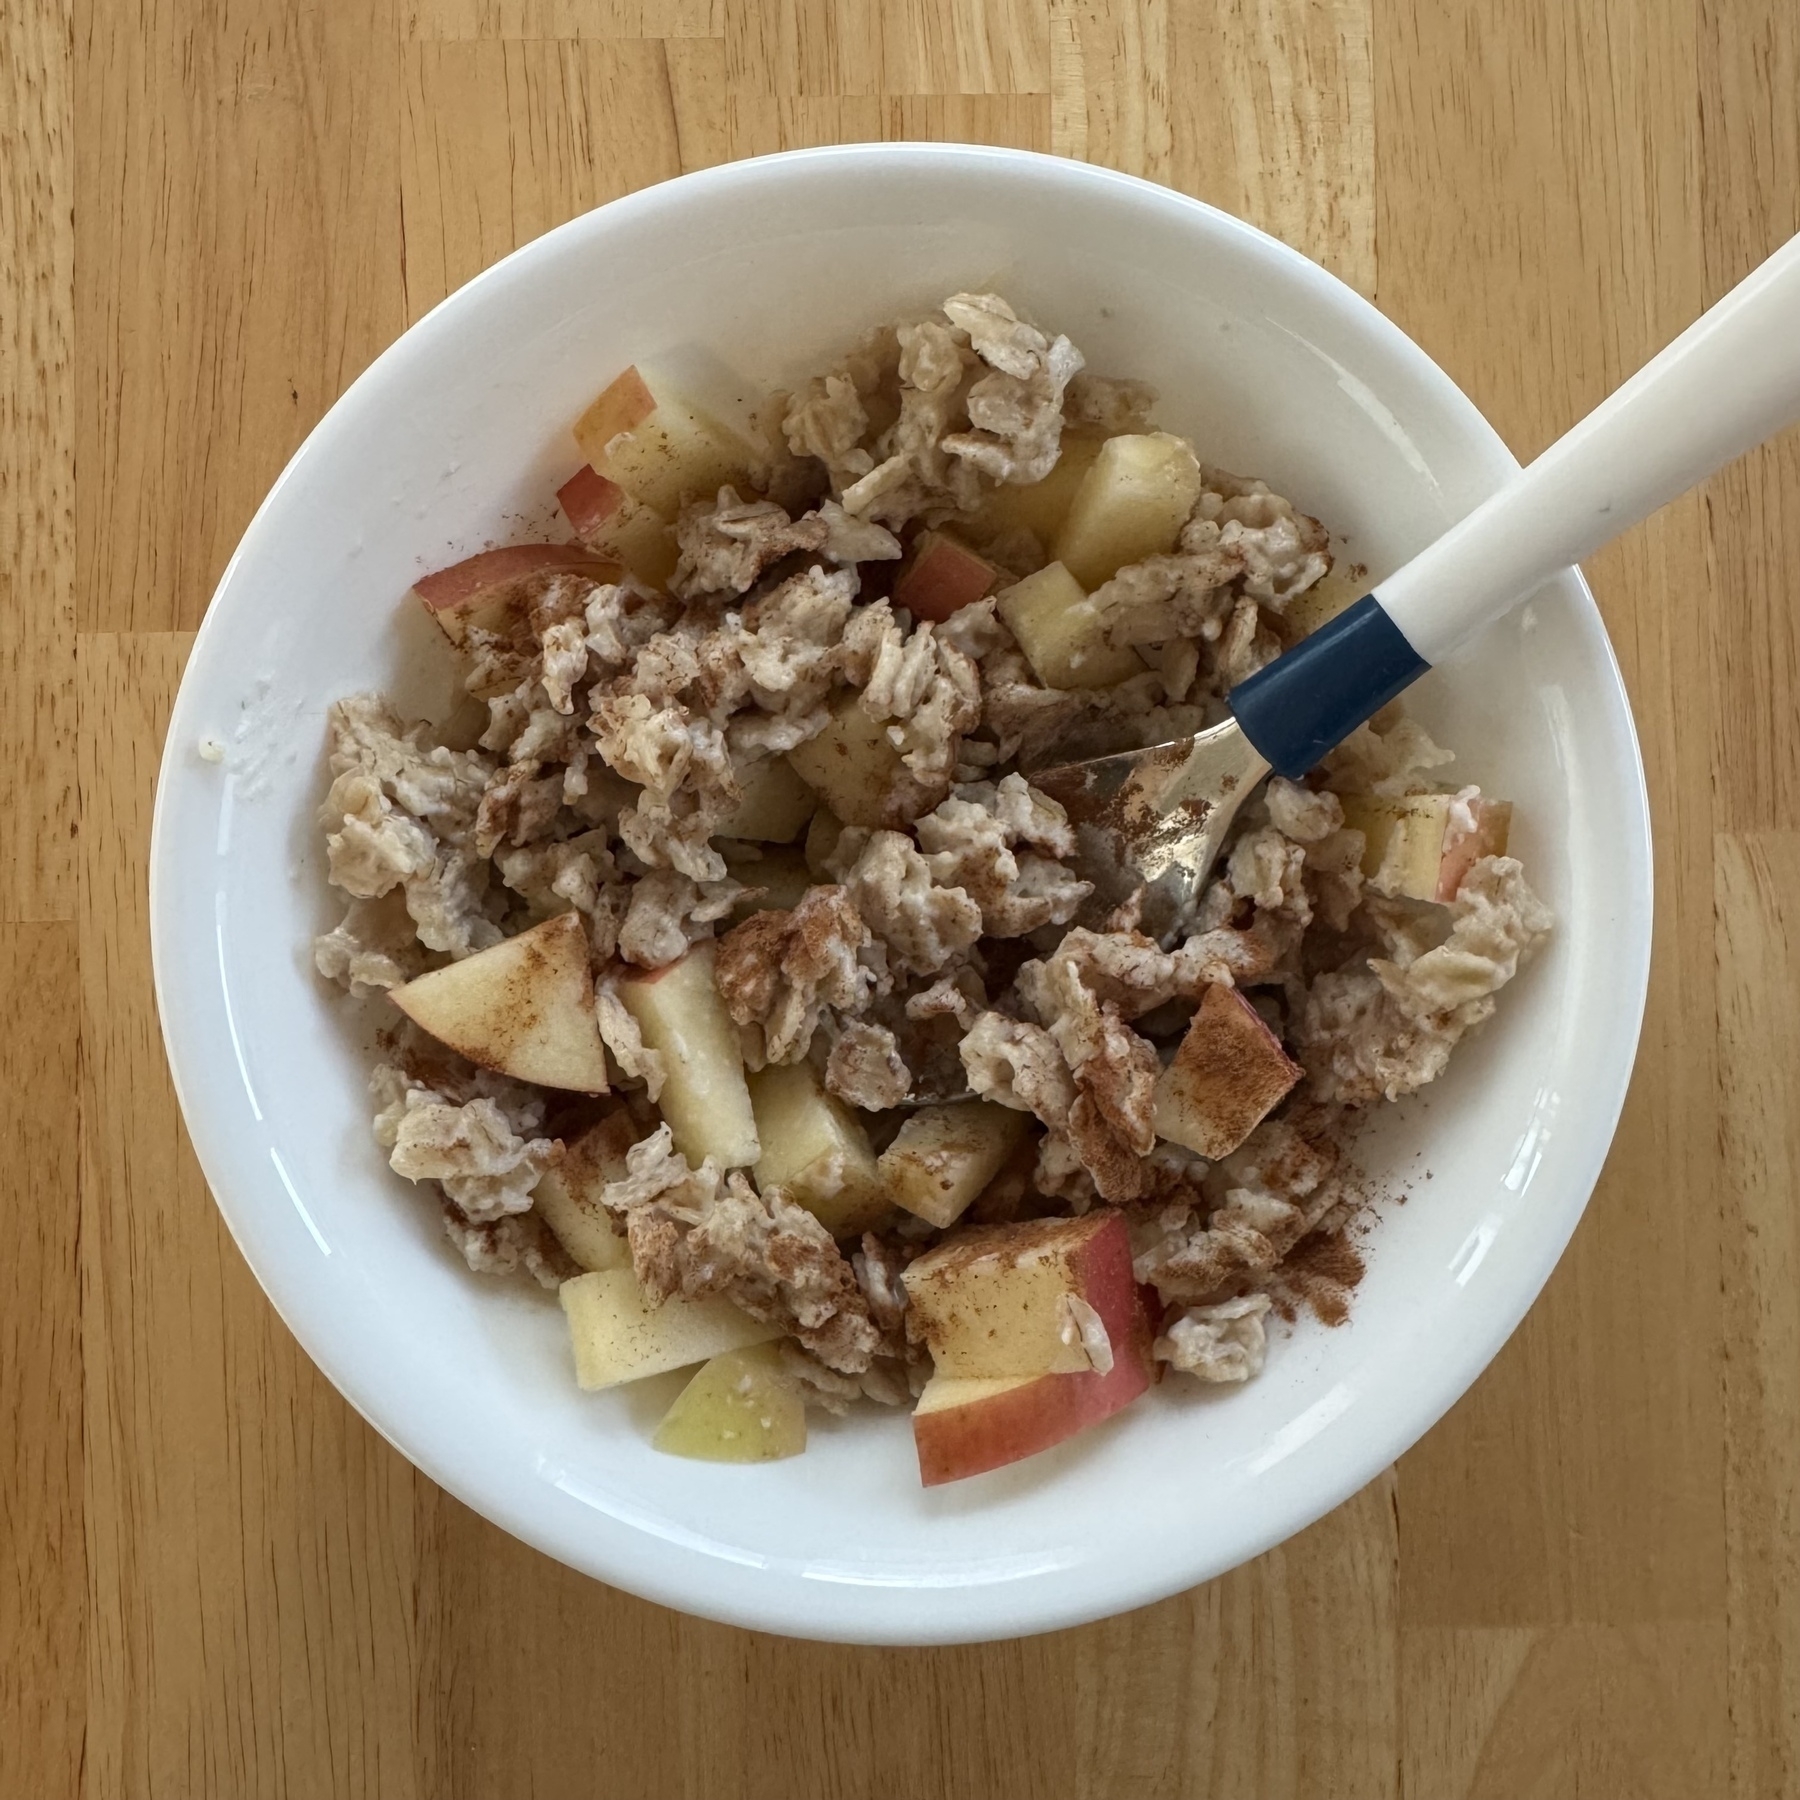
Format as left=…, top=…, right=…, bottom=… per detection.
left=151, top=144, right=1652, bottom=1645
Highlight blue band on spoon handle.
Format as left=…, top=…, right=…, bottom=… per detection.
left=1226, top=594, right=1431, bottom=780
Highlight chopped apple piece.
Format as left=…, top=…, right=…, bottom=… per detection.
left=803, top=808, right=847, bottom=877
left=411, top=544, right=619, bottom=646
left=719, top=758, right=816, bottom=843
left=969, top=432, right=1107, bottom=541
left=389, top=912, right=608, bottom=1093
left=556, top=463, right=678, bottom=588
left=560, top=1268, right=780, bottom=1389
left=724, top=846, right=813, bottom=922
left=532, top=1109, right=639, bottom=1272
left=902, top=1209, right=1139, bottom=1379
left=1052, top=432, right=1205, bottom=589
left=573, top=364, right=759, bottom=519
left=995, top=560, right=1145, bottom=690
left=891, top=530, right=1003, bottom=624
left=878, top=1102, right=1030, bottom=1230
left=1279, top=563, right=1361, bottom=642
left=1152, top=983, right=1301, bottom=1160
left=1338, top=792, right=1513, bottom=903
left=911, top=1276, right=1154, bottom=1485
left=615, top=942, right=760, bottom=1168
left=784, top=695, right=916, bottom=830
left=652, top=1342, right=807, bottom=1462
left=749, top=1061, right=889, bottom=1237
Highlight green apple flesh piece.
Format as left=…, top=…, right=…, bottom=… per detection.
left=652, top=1342, right=807, bottom=1462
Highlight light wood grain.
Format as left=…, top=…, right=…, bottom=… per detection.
left=0, top=923, right=84, bottom=1798
left=1376, top=0, right=1727, bottom=1644
left=0, top=0, right=75, bottom=921
left=7, top=0, right=1800, bottom=1792
left=1718, top=834, right=1800, bottom=1798
left=72, top=0, right=407, bottom=634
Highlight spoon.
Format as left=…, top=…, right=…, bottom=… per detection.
left=1031, top=228, right=1800, bottom=940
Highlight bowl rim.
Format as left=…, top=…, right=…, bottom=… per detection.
left=150, top=140, right=1653, bottom=1643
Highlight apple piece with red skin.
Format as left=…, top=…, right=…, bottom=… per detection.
left=572, top=365, right=759, bottom=519
left=903, top=1208, right=1141, bottom=1379
left=389, top=911, right=609, bottom=1093
left=1338, top=792, right=1513, bottom=904
left=1151, top=982, right=1301, bottom=1160
left=411, top=544, right=619, bottom=647
left=555, top=463, right=678, bottom=588
left=1437, top=796, right=1513, bottom=898
left=908, top=1224, right=1156, bottom=1485
left=891, top=530, right=1004, bottom=623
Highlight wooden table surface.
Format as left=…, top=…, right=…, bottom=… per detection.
left=6, top=0, right=1798, bottom=1793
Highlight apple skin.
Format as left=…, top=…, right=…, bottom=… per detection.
left=891, top=530, right=1003, bottom=624
left=556, top=462, right=627, bottom=536
left=1339, top=792, right=1513, bottom=904
left=912, top=1281, right=1156, bottom=1486
left=574, top=365, right=658, bottom=453
left=572, top=364, right=757, bottom=519
left=1433, top=798, right=1513, bottom=902
left=411, top=544, right=617, bottom=645
left=556, top=462, right=679, bottom=588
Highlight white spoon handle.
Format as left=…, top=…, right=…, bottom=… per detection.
left=1378, top=229, right=1800, bottom=664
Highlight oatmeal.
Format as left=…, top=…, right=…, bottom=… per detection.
left=314, top=293, right=1551, bottom=1484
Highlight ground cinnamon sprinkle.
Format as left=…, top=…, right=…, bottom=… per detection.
left=1281, top=1229, right=1366, bottom=1327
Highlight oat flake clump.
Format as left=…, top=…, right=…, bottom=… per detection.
left=316, top=289, right=1551, bottom=1452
